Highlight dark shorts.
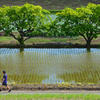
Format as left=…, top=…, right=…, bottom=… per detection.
left=2, top=83, right=7, bottom=86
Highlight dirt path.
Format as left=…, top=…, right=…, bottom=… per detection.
left=1, top=90, right=100, bottom=95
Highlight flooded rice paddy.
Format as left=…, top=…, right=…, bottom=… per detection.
left=0, top=48, right=100, bottom=84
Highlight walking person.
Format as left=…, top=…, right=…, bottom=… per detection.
left=0, top=71, right=11, bottom=92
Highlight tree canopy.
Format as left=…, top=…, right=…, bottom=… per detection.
left=0, top=3, right=100, bottom=48
left=0, top=3, right=49, bottom=45
left=56, top=3, right=100, bottom=49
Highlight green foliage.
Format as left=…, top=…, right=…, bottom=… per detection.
left=56, top=8, right=78, bottom=37
left=1, top=2, right=100, bottom=47
left=0, top=6, right=10, bottom=31
left=0, top=3, right=49, bottom=45
left=56, top=3, right=100, bottom=48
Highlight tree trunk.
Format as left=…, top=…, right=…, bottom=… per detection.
left=19, top=35, right=24, bottom=45
left=19, top=39, right=24, bottom=45
left=86, top=39, right=91, bottom=50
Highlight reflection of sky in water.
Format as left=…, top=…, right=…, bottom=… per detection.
left=42, top=74, right=64, bottom=84
left=0, top=48, right=100, bottom=55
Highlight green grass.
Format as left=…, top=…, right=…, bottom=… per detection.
left=48, top=10, right=62, bottom=13
left=26, top=38, right=51, bottom=42
left=51, top=5, right=55, bottom=8
left=0, top=94, right=100, bottom=100
left=0, top=35, right=100, bottom=45
left=0, top=36, right=84, bottom=45
left=45, top=0, right=51, bottom=4
left=51, top=38, right=67, bottom=42
left=0, top=37, right=12, bottom=41
left=26, top=38, right=68, bottom=43
left=70, top=37, right=79, bottom=40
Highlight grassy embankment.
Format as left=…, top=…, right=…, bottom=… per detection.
left=0, top=94, right=100, bottom=100
left=1, top=35, right=100, bottom=45
left=0, top=36, right=85, bottom=45
left=0, top=0, right=100, bottom=10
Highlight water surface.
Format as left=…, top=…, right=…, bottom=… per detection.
left=0, top=48, right=100, bottom=84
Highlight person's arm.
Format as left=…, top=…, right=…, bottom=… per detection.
left=1, top=78, right=5, bottom=83
left=1, top=76, right=5, bottom=83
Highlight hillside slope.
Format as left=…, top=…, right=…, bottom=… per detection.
left=0, top=0, right=100, bottom=10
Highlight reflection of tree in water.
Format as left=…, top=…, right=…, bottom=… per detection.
left=19, top=48, right=24, bottom=52
left=86, top=48, right=91, bottom=52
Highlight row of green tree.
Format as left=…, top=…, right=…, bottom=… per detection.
left=0, top=3, right=100, bottom=49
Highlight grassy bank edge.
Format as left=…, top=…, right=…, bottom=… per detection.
left=1, top=35, right=100, bottom=48
left=48, top=10, right=62, bottom=13
left=0, top=94, right=100, bottom=100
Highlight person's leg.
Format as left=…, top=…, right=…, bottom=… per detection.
left=7, top=86, right=10, bottom=90
left=7, top=85, right=11, bottom=92
left=0, top=85, right=3, bottom=91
